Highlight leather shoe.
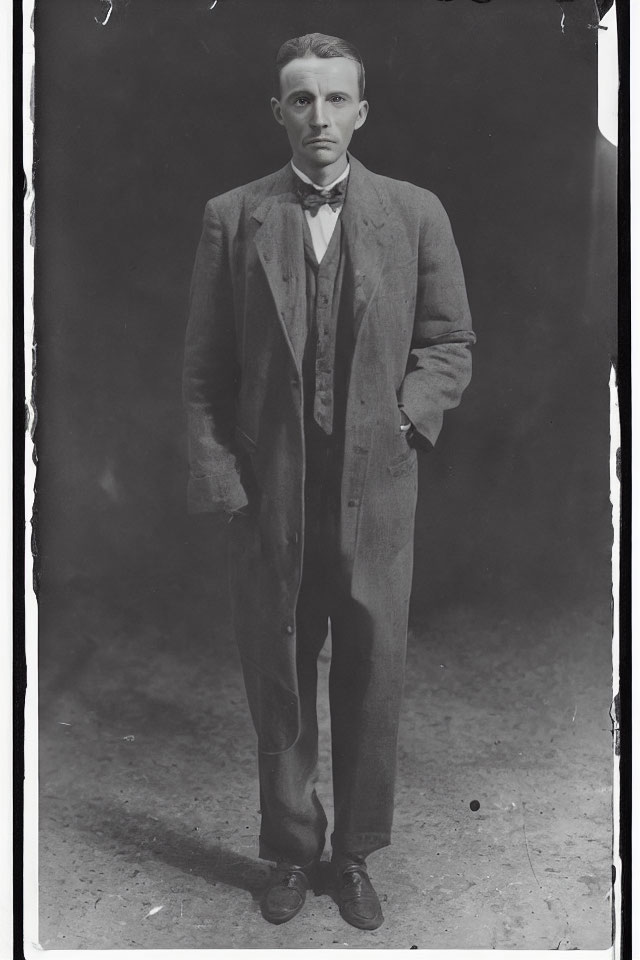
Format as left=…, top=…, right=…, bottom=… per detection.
left=260, top=863, right=310, bottom=924
left=334, top=858, right=384, bottom=930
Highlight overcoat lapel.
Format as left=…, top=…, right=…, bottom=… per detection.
left=340, top=156, right=395, bottom=342
left=252, top=168, right=307, bottom=371
left=250, top=157, right=395, bottom=367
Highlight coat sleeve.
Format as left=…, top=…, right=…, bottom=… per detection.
left=398, top=193, right=475, bottom=447
left=182, top=199, right=248, bottom=515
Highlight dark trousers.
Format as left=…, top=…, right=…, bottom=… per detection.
left=258, top=424, right=410, bottom=866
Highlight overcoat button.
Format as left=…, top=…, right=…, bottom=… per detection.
left=285, top=624, right=294, bottom=635
left=348, top=498, right=359, bottom=507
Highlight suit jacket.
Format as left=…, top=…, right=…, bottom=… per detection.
left=183, top=155, right=475, bottom=752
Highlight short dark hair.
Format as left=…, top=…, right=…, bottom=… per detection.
left=275, top=33, right=366, bottom=99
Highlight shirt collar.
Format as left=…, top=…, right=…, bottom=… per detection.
left=291, top=160, right=350, bottom=192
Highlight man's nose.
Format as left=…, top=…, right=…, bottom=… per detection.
left=309, top=100, right=328, bottom=128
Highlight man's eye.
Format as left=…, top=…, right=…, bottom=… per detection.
left=330, top=96, right=345, bottom=103
left=295, top=97, right=310, bottom=106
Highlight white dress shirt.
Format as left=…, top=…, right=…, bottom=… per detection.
left=291, top=161, right=350, bottom=264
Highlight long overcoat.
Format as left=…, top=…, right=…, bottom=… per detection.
left=183, top=155, right=474, bottom=755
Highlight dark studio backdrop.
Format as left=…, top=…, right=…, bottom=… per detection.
left=33, top=0, right=616, bottom=631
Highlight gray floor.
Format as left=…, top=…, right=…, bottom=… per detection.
left=38, top=584, right=613, bottom=950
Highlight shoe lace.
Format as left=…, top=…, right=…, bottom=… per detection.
left=341, top=866, right=366, bottom=889
left=280, top=870, right=304, bottom=888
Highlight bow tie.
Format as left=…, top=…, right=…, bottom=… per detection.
left=294, top=177, right=348, bottom=216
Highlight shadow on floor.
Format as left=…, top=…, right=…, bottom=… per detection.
left=72, top=800, right=269, bottom=900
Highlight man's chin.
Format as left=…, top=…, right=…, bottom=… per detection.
left=303, top=147, right=341, bottom=166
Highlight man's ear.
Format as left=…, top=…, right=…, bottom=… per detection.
left=271, top=97, right=284, bottom=126
left=354, top=100, right=369, bottom=131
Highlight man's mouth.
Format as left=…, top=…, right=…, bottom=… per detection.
left=306, top=138, right=335, bottom=145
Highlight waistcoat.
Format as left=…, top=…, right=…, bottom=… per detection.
left=301, top=214, right=353, bottom=439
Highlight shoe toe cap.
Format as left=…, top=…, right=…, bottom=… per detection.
left=351, top=900, right=380, bottom=921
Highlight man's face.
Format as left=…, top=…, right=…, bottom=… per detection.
left=271, top=55, right=368, bottom=180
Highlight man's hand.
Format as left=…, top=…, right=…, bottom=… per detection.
left=399, top=408, right=414, bottom=438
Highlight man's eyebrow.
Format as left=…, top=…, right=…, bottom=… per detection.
left=286, top=88, right=313, bottom=100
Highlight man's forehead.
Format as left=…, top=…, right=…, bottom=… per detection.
left=279, top=55, right=360, bottom=94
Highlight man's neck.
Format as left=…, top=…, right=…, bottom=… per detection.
left=291, top=153, right=349, bottom=188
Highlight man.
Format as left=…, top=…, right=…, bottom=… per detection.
left=183, top=32, right=474, bottom=930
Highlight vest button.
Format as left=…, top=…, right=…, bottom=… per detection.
left=348, top=498, right=359, bottom=507
left=285, top=624, right=294, bottom=635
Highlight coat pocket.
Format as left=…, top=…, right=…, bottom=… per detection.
left=388, top=445, right=417, bottom=478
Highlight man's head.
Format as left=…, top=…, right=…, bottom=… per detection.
left=275, top=33, right=366, bottom=100
left=271, top=33, right=369, bottom=184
